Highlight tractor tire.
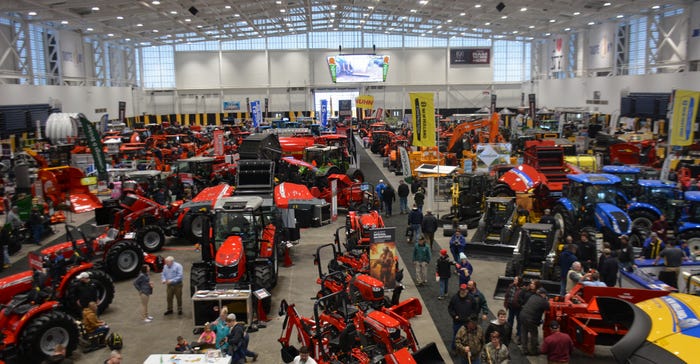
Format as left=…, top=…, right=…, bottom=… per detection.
left=64, top=270, right=115, bottom=317
left=346, top=168, right=365, bottom=183
left=105, top=240, right=145, bottom=280
left=254, top=263, right=275, bottom=292
left=20, top=310, right=79, bottom=363
left=190, top=265, right=212, bottom=298
left=492, top=184, right=515, bottom=197
left=138, top=225, right=166, bottom=253
left=181, top=212, right=207, bottom=241
left=370, top=142, right=383, bottom=154
left=629, top=209, right=658, bottom=231
left=552, top=205, right=574, bottom=244
left=679, top=230, right=700, bottom=253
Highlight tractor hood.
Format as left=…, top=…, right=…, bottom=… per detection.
left=365, top=310, right=401, bottom=332
left=498, top=164, right=543, bottom=193
left=281, top=156, right=318, bottom=171
left=595, top=203, right=632, bottom=235
left=274, top=182, right=316, bottom=208
left=216, top=235, right=244, bottom=267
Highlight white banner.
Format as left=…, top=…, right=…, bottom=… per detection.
left=588, top=23, right=615, bottom=69
left=331, top=179, right=338, bottom=221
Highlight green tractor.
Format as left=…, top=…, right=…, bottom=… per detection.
left=302, top=145, right=363, bottom=189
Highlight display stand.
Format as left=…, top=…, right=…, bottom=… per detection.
left=192, top=289, right=252, bottom=327
left=254, top=288, right=271, bottom=322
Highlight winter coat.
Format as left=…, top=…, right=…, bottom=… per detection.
left=484, top=321, right=513, bottom=347
left=559, top=250, right=577, bottom=279
left=421, top=214, right=438, bottom=233
left=398, top=183, right=410, bottom=198
left=504, top=283, right=523, bottom=310
left=519, top=293, right=550, bottom=325
left=413, top=243, right=431, bottom=263
left=448, top=292, right=478, bottom=324
left=481, top=341, right=510, bottom=364
left=436, top=255, right=453, bottom=278
left=455, top=324, right=484, bottom=359
left=414, top=191, right=425, bottom=207
left=382, top=185, right=396, bottom=203
left=408, top=209, right=423, bottom=225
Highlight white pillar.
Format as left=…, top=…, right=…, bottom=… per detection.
left=426, top=176, right=435, bottom=213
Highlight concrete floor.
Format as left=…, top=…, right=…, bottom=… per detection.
left=2, top=139, right=618, bottom=364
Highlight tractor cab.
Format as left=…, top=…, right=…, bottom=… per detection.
left=303, top=145, right=347, bottom=170
left=467, top=196, right=519, bottom=255
left=626, top=179, right=681, bottom=230
left=601, top=165, right=642, bottom=198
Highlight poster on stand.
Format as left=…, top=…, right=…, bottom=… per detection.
left=369, top=228, right=397, bottom=289
left=475, top=143, right=512, bottom=173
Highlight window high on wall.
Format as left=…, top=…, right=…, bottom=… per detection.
left=493, top=40, right=531, bottom=82
left=141, top=45, right=175, bottom=88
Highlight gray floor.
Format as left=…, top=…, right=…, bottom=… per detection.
left=3, top=140, right=618, bottom=364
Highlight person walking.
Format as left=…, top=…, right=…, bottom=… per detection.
left=382, top=183, right=396, bottom=216
left=407, top=205, right=423, bottom=244
left=598, top=248, right=619, bottom=287
left=448, top=286, right=478, bottom=357
left=558, top=243, right=578, bottom=296
left=413, top=234, right=431, bottom=287
left=449, top=230, right=467, bottom=263
left=456, top=253, right=473, bottom=286
left=518, top=288, right=550, bottom=356
left=468, top=280, right=490, bottom=324
left=484, top=309, right=512, bottom=347
left=481, top=331, right=510, bottom=364
left=161, top=256, right=184, bottom=315
left=224, top=314, right=246, bottom=364
left=397, top=180, right=410, bottom=214
left=436, top=249, right=453, bottom=299
left=540, top=320, right=574, bottom=364
left=29, top=204, right=45, bottom=245
left=375, top=179, right=386, bottom=213
left=503, top=276, right=523, bottom=342
left=454, top=316, right=485, bottom=364
left=414, top=186, right=426, bottom=213
left=421, top=210, right=438, bottom=249
left=133, top=265, right=154, bottom=323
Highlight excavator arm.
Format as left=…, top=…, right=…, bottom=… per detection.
left=446, top=112, right=502, bottom=153
left=23, top=148, right=48, bottom=168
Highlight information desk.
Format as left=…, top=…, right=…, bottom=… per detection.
left=143, top=353, right=229, bottom=364
left=192, top=289, right=252, bottom=327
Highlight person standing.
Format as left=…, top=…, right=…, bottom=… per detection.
left=74, top=272, right=97, bottom=310
left=436, top=249, right=453, bottom=299
left=454, top=316, right=485, bottom=364
left=643, top=232, right=665, bottom=259
left=518, top=288, right=550, bottom=356
left=449, top=230, right=467, bottom=263
left=213, top=307, right=230, bottom=352
left=1, top=225, right=11, bottom=269
left=503, top=276, right=523, bottom=341
left=540, top=320, right=574, bottom=364
left=413, top=234, right=431, bottom=287
left=133, top=265, right=154, bottom=323
left=225, top=314, right=246, bottom=364
left=598, top=248, right=619, bottom=287
left=484, top=309, right=513, bottom=347
left=6, top=206, right=22, bottom=230
left=558, top=244, right=578, bottom=296
left=292, top=345, right=318, bottom=364
left=456, top=253, right=473, bottom=286
left=414, top=186, right=426, bottom=213
left=481, top=331, right=510, bottom=364
left=539, top=208, right=555, bottom=225
left=448, top=284, right=478, bottom=355
left=565, top=262, right=585, bottom=292
left=375, top=179, right=386, bottom=213
left=421, top=210, right=438, bottom=250
left=161, top=256, right=183, bottom=315
left=651, top=214, right=670, bottom=242
left=468, top=280, right=490, bottom=324
left=382, top=183, right=396, bottom=216
left=654, top=240, right=686, bottom=289
left=29, top=205, right=45, bottom=245
left=407, top=205, right=423, bottom=244
left=576, top=233, right=596, bottom=270
left=397, top=180, right=410, bottom=214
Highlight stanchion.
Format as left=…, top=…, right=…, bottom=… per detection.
left=256, top=298, right=268, bottom=322
left=283, top=245, right=294, bottom=267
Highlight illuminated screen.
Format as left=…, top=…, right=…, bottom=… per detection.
left=327, top=55, right=389, bottom=83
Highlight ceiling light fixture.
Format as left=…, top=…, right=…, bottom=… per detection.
left=603, top=2, right=611, bottom=6
left=512, top=30, right=519, bottom=34
left=564, top=27, right=571, bottom=31
left=521, top=7, right=527, bottom=12
left=151, top=0, right=160, bottom=4
left=225, top=5, right=231, bottom=9
left=275, top=1, right=282, bottom=4
left=280, top=9, right=286, bottom=13
left=475, top=4, right=482, bottom=8
left=28, top=11, right=37, bottom=16
left=234, top=14, right=240, bottom=17
left=410, top=9, right=417, bottom=13
left=460, top=12, right=466, bottom=16
left=86, top=27, right=93, bottom=31
left=170, top=11, right=177, bottom=15
left=446, top=19, right=452, bottom=23
left=92, top=7, right=99, bottom=11
left=651, top=5, right=660, bottom=9
left=61, top=20, right=68, bottom=24
left=588, top=21, right=595, bottom=25
left=528, top=25, right=535, bottom=29
left=107, top=33, right=114, bottom=37
left=545, top=32, right=551, bottom=36
left=436, top=25, right=442, bottom=29
left=137, top=23, right=144, bottom=27
left=419, top=0, right=429, bottom=5
left=549, top=19, right=556, bottom=23
left=125, top=38, right=131, bottom=41
left=501, top=15, right=508, bottom=19
left=196, top=25, right=203, bottom=28
left=152, top=29, right=158, bottom=32
left=368, top=6, right=374, bottom=9
left=616, top=14, right=624, bottom=18
left=117, top=16, right=124, bottom=19
left=573, top=12, right=580, bottom=15
left=485, top=22, right=491, bottom=26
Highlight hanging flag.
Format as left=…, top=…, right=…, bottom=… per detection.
left=670, top=89, right=700, bottom=146
left=251, top=100, right=261, bottom=128
left=320, top=99, right=328, bottom=128
left=75, top=114, right=108, bottom=182
left=409, top=92, right=436, bottom=147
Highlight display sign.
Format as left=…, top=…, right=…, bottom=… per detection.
left=670, top=89, right=700, bottom=146
left=356, top=95, right=374, bottom=110
left=450, top=48, right=491, bottom=65
left=475, top=143, right=512, bottom=172
left=251, top=100, right=261, bottom=128
left=327, top=55, right=389, bottom=83
left=75, top=114, right=108, bottom=182
left=550, top=36, right=565, bottom=73
left=338, top=99, right=352, bottom=119
left=409, top=93, right=436, bottom=147
left=213, top=129, right=224, bottom=156
left=118, top=101, right=126, bottom=125
left=369, top=227, right=397, bottom=289
left=331, top=179, right=338, bottom=222
left=223, top=101, right=240, bottom=111
left=399, top=146, right=411, bottom=177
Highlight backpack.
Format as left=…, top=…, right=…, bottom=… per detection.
left=106, top=332, right=123, bottom=350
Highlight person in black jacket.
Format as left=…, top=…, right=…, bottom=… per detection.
left=74, top=272, right=98, bottom=310
left=382, top=183, right=396, bottom=216
left=407, top=206, right=423, bottom=244
left=225, top=314, right=246, bottom=364
left=436, top=250, right=453, bottom=299
left=599, top=248, right=619, bottom=287
left=447, top=283, right=477, bottom=356
left=421, top=210, right=438, bottom=250
left=397, top=180, right=410, bottom=214
left=616, top=234, right=635, bottom=271
left=518, top=287, right=550, bottom=356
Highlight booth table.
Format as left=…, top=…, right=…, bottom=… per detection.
left=192, top=289, right=252, bottom=328
left=143, top=353, right=230, bottom=364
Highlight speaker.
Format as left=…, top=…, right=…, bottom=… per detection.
left=496, top=2, right=505, bottom=12
left=188, top=6, right=199, bottom=15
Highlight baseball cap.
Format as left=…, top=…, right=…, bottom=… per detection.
left=77, top=272, right=89, bottom=280
left=379, top=179, right=384, bottom=183
left=549, top=320, right=560, bottom=329
left=537, top=288, right=548, bottom=295
left=440, top=249, right=448, bottom=256
left=459, top=283, right=468, bottom=290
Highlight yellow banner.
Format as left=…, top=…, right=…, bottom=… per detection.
left=409, top=93, right=436, bottom=147
left=671, top=89, right=700, bottom=146
left=356, top=95, right=374, bottom=110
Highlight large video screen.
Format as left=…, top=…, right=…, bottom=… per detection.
left=327, top=55, right=389, bottom=83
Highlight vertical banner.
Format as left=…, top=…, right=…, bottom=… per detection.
left=213, top=129, right=224, bottom=156
left=409, top=92, right=436, bottom=147
left=320, top=99, right=328, bottom=129
left=528, top=94, right=537, bottom=122
left=264, top=98, right=269, bottom=116
left=330, top=179, right=337, bottom=222
left=369, top=227, right=398, bottom=289
left=251, top=100, right=261, bottom=128
left=339, top=99, right=352, bottom=121
left=246, top=97, right=251, bottom=113
left=118, top=101, right=126, bottom=125
left=75, top=114, right=108, bottom=182
left=490, top=94, right=497, bottom=115
left=100, top=114, right=109, bottom=133
left=670, top=89, right=700, bottom=146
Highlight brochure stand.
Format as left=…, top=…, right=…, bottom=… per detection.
left=254, top=288, right=271, bottom=322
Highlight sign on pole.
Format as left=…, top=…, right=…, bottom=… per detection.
left=369, top=228, right=398, bottom=289
left=670, top=89, right=699, bottom=146
left=321, top=99, right=328, bottom=129
left=331, top=179, right=338, bottom=222
left=251, top=100, right=261, bottom=128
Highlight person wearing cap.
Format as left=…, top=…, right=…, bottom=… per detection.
left=74, top=271, right=98, bottom=310
left=481, top=331, right=510, bottom=364
left=375, top=179, right=386, bottom=213
left=540, top=320, right=573, bottom=364
left=413, top=234, right=431, bottom=287
left=454, top=315, right=484, bottom=364
left=518, top=287, right=550, bottom=356
left=539, top=208, right=555, bottom=226
left=616, top=234, right=635, bottom=272
left=397, top=180, right=410, bottom=214
left=436, top=249, right=454, bottom=299
left=598, top=248, right=619, bottom=287
left=448, top=288, right=478, bottom=358
left=421, top=210, right=438, bottom=249
left=456, top=253, right=473, bottom=286
left=408, top=204, right=423, bottom=244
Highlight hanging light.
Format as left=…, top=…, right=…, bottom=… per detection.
left=476, top=106, right=491, bottom=113
left=537, top=107, right=552, bottom=114
left=499, top=107, right=515, bottom=115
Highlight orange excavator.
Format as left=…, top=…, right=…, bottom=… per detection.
left=445, top=112, right=505, bottom=170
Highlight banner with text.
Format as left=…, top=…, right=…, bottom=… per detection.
left=409, top=93, right=436, bottom=147
left=251, top=100, right=262, bottom=128
left=670, top=89, right=700, bottom=146
left=320, top=99, right=328, bottom=128
left=356, top=95, right=375, bottom=110
left=450, top=48, right=491, bottom=65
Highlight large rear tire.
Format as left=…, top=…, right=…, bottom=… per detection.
left=64, top=270, right=115, bottom=317
left=138, top=225, right=166, bottom=253
left=254, top=263, right=274, bottom=291
left=679, top=230, right=700, bottom=253
left=181, top=213, right=206, bottom=241
left=20, top=311, right=79, bottom=363
left=190, top=265, right=212, bottom=297
left=105, top=240, right=144, bottom=280
left=552, top=205, right=574, bottom=244
left=629, top=209, right=658, bottom=231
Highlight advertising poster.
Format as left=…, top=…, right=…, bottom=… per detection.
left=223, top=101, right=240, bottom=111
left=475, top=143, right=512, bottom=172
left=588, top=22, right=615, bottom=69
left=409, top=92, right=436, bottom=147
left=550, top=36, right=565, bottom=73
left=339, top=99, right=352, bottom=120
left=118, top=101, right=126, bottom=124
left=251, top=100, right=261, bottom=128
left=320, top=99, right=328, bottom=128
left=369, top=228, right=397, bottom=289
left=213, top=129, right=224, bottom=156
left=450, top=48, right=491, bottom=65
left=670, top=89, right=700, bottom=146
left=356, top=95, right=374, bottom=110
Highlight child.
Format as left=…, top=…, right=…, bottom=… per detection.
left=175, top=336, right=193, bottom=353
left=194, top=323, right=217, bottom=349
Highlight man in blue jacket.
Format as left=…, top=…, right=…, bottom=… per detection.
left=375, top=179, right=386, bottom=213
left=558, top=242, right=578, bottom=296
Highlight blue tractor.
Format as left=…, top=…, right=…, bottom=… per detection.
left=601, top=165, right=642, bottom=199
left=552, top=174, right=639, bottom=248
left=626, top=179, right=681, bottom=230
left=674, top=191, right=700, bottom=252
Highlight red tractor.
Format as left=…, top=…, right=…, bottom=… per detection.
left=345, top=210, right=385, bottom=250
left=175, top=183, right=235, bottom=241
left=312, top=174, right=378, bottom=212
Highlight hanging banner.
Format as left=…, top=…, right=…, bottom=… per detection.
left=320, top=99, right=328, bottom=129
left=251, top=100, right=261, bottom=128
left=528, top=94, right=537, bottom=122
left=213, top=129, right=224, bottom=156
left=331, top=179, right=337, bottom=222
left=100, top=113, right=109, bottom=133
left=490, top=94, right=497, bottom=115
left=339, top=99, right=352, bottom=121
left=409, top=92, right=436, bottom=147
left=75, top=114, right=108, bottom=182
left=118, top=101, right=126, bottom=124
left=399, top=146, right=411, bottom=177
left=670, top=89, right=700, bottom=146
left=356, top=95, right=374, bottom=110
left=369, top=227, right=398, bottom=289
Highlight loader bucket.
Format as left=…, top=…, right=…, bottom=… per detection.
left=411, top=342, right=445, bottom=364
left=388, top=297, right=422, bottom=320
left=235, top=160, right=275, bottom=194
left=493, top=276, right=514, bottom=300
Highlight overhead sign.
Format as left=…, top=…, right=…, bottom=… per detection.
left=356, top=95, right=374, bottom=110
left=450, top=48, right=491, bottom=65
left=670, top=89, right=700, bottom=146
left=409, top=92, right=436, bottom=147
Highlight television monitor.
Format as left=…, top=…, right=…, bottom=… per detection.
left=327, top=54, right=389, bottom=83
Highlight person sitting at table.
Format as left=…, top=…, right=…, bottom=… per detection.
left=174, top=336, right=193, bottom=353
left=192, top=322, right=217, bottom=349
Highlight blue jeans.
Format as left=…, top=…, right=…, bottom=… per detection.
left=399, top=197, right=408, bottom=213
left=411, top=224, right=421, bottom=243
left=32, top=224, right=43, bottom=244
left=508, top=308, right=521, bottom=336
left=452, top=322, right=462, bottom=350
left=439, top=278, right=449, bottom=297
left=450, top=245, right=463, bottom=263
left=3, top=246, right=9, bottom=265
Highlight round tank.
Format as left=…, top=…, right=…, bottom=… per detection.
left=45, top=113, right=79, bottom=144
